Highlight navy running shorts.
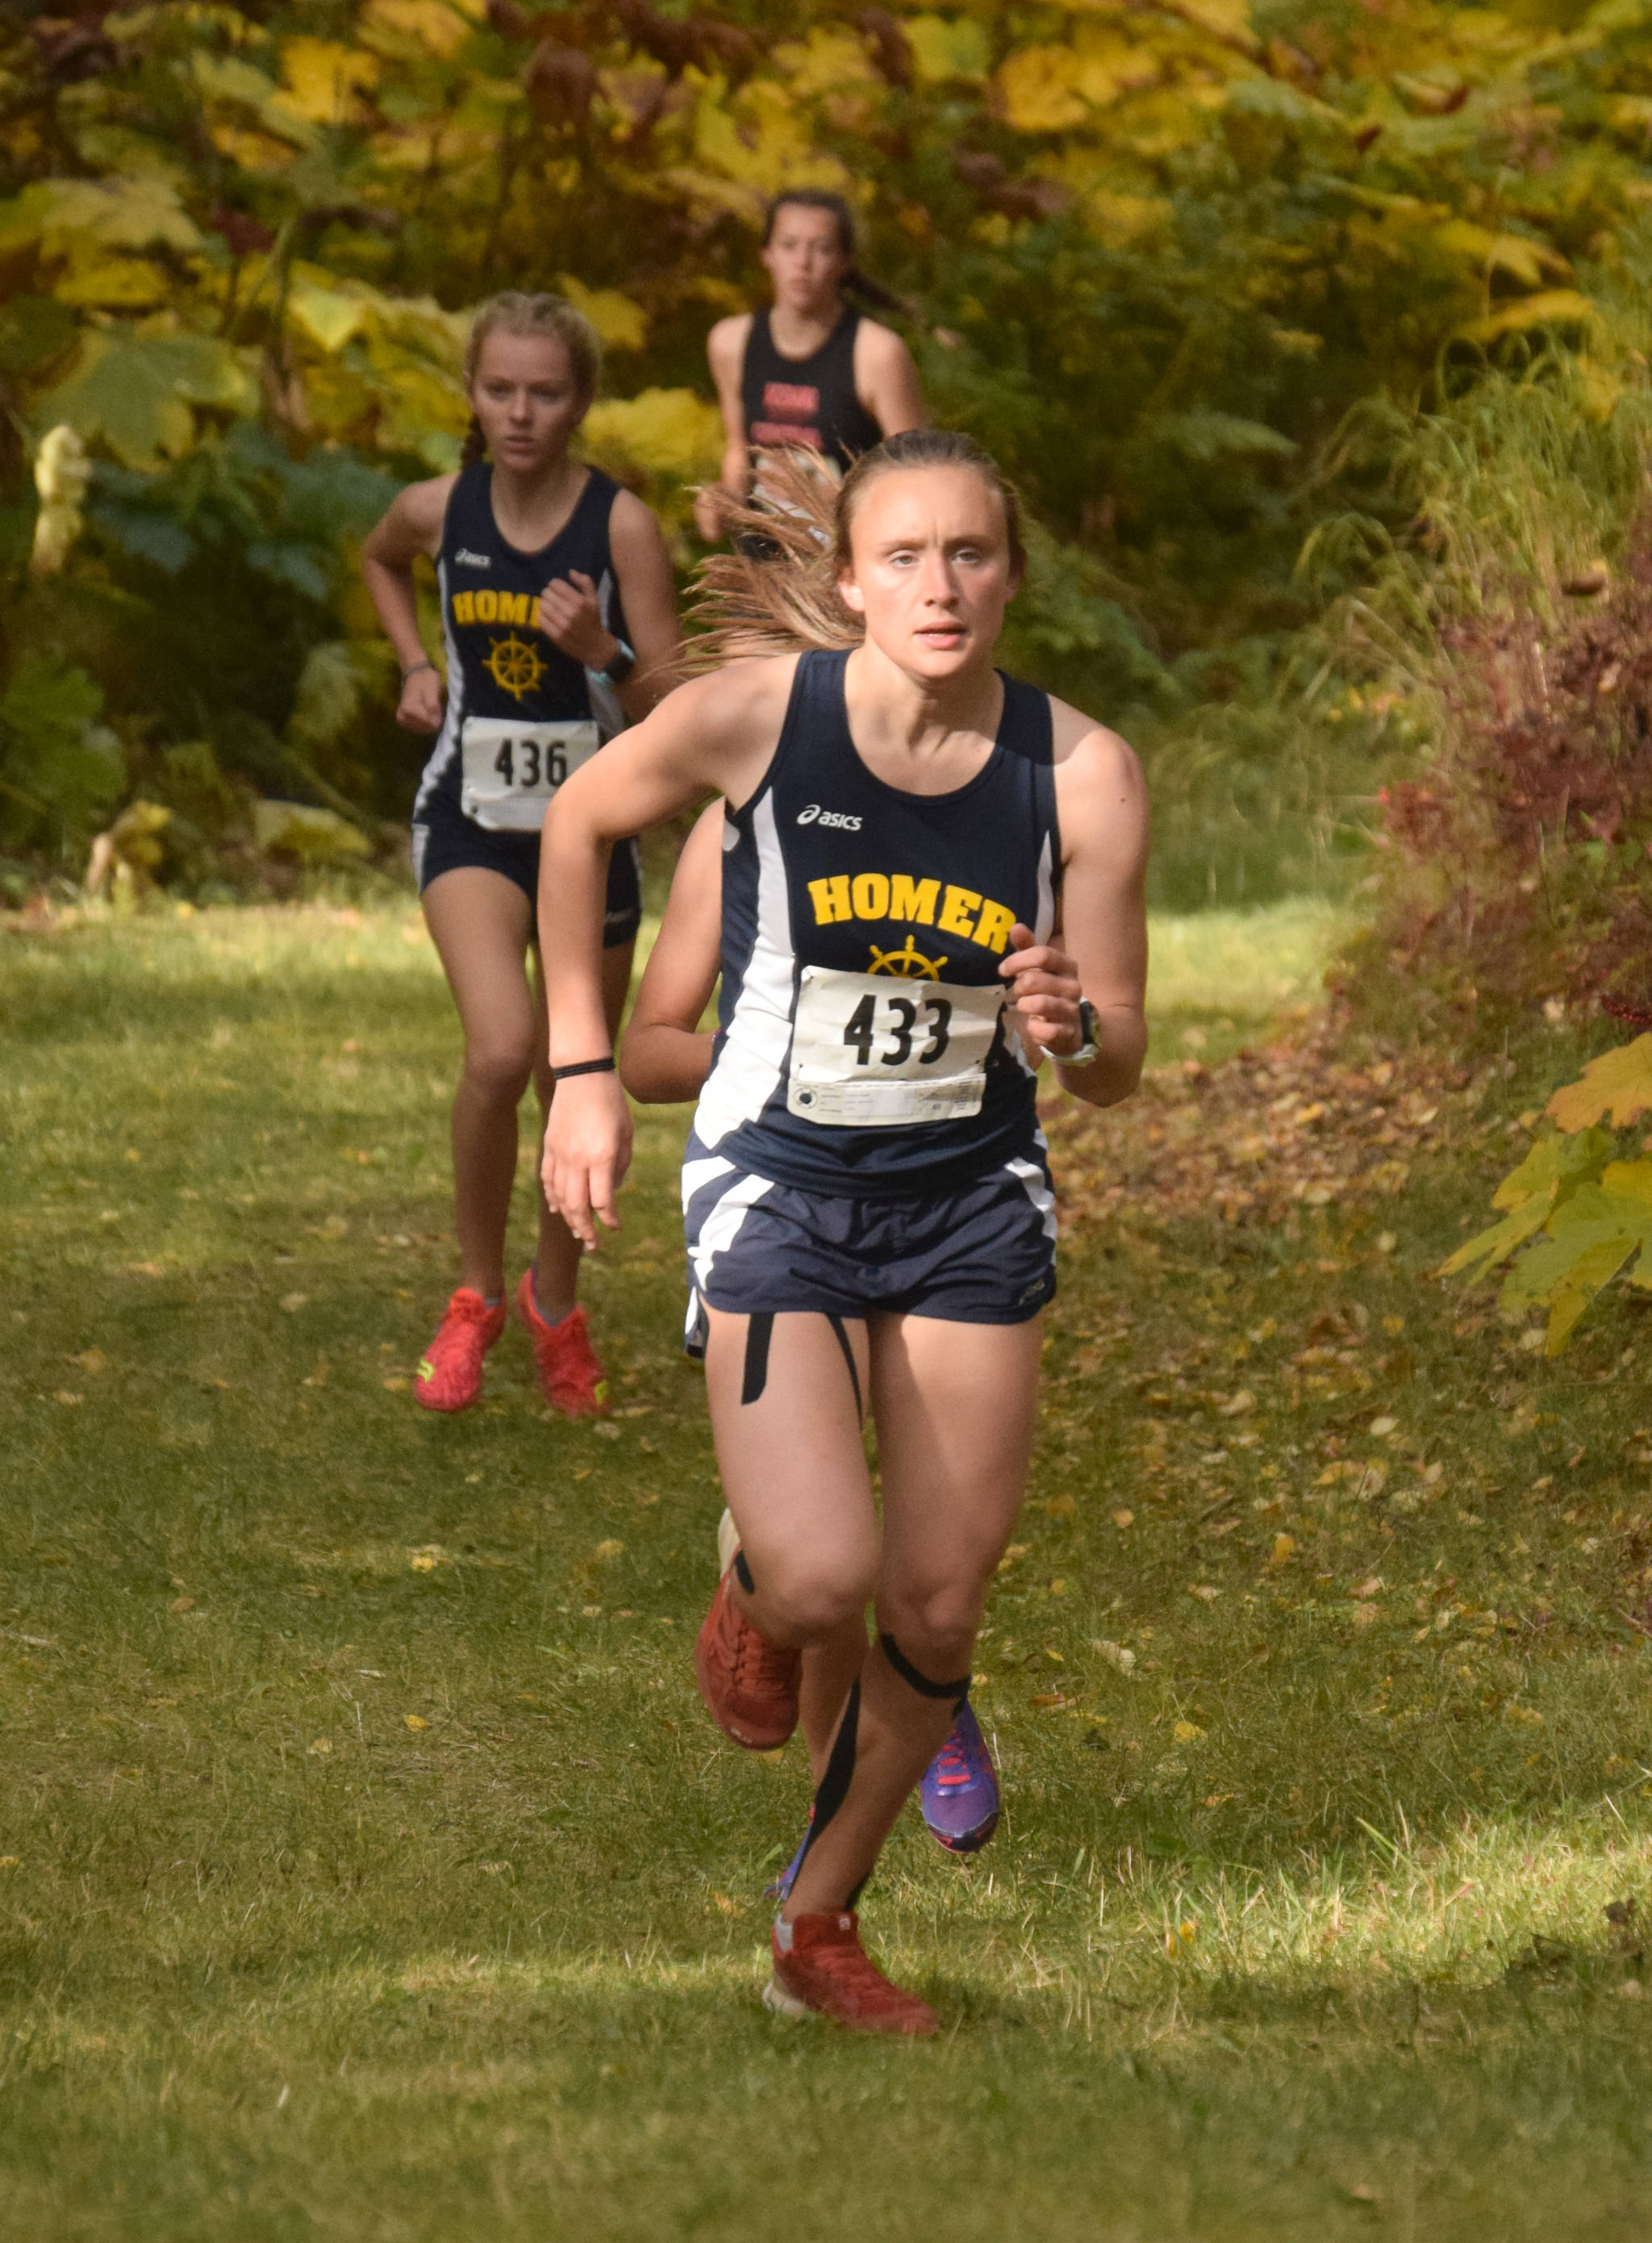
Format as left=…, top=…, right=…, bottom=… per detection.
left=412, top=789, right=640, bottom=949
left=679, top=1134, right=1057, bottom=1357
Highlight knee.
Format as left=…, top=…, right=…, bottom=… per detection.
left=755, top=1545, right=875, bottom=1642
left=461, top=1035, right=535, bottom=1105
left=877, top=1578, right=984, bottom=1675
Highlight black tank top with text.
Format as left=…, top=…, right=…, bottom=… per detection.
left=692, top=650, right=1062, bottom=1197
left=740, top=309, right=883, bottom=476
left=415, top=463, right=630, bottom=821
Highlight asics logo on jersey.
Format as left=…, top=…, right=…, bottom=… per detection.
left=797, top=804, right=861, bottom=830
left=453, top=549, right=490, bottom=568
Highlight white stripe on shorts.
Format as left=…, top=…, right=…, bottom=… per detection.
left=681, top=1153, right=736, bottom=1213
left=688, top=1169, right=775, bottom=1297
left=1004, top=1155, right=1058, bottom=1243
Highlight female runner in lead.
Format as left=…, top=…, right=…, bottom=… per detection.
left=540, top=432, right=1148, bottom=2034
left=620, top=804, right=1003, bottom=1870
left=361, top=292, right=679, bottom=1416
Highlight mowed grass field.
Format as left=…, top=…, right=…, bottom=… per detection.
left=2, top=900, right=1650, bottom=2243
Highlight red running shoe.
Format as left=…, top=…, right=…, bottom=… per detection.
left=764, top=1912, right=939, bottom=2036
left=693, top=1556, right=800, bottom=1751
left=515, top=1273, right=610, bottom=1417
left=415, top=1287, right=507, bottom=1414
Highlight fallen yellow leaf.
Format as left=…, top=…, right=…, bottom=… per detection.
left=1174, top=1719, right=1204, bottom=1743
left=1270, top=1533, right=1296, bottom=1567
left=1112, top=1508, right=1134, bottom=1529
left=404, top=1714, right=428, bottom=1731
left=308, top=1738, right=332, bottom=1755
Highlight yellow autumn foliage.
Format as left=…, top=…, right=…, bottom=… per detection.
left=581, top=388, right=724, bottom=483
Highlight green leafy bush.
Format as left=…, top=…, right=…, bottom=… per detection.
left=7, top=0, right=1652, bottom=895
left=1443, top=1037, right=1652, bottom=1354
left=0, top=653, right=123, bottom=859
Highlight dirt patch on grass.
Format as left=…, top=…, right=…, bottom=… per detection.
left=1045, top=1015, right=1496, bottom=1231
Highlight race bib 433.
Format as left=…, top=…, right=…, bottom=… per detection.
left=786, top=964, right=1003, bottom=1126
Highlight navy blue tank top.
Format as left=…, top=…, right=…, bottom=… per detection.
left=693, top=650, right=1061, bottom=1197
left=415, top=463, right=630, bottom=825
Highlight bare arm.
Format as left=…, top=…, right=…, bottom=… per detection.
left=999, top=717, right=1149, bottom=1110
left=538, top=658, right=795, bottom=1240
left=695, top=315, right=753, bottom=541
left=617, top=803, right=725, bottom=1105
left=855, top=320, right=926, bottom=440
left=535, top=487, right=682, bottom=722
left=360, top=475, right=455, bottom=733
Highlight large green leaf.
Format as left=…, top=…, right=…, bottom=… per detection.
left=1437, top=1126, right=1611, bottom=1282
left=35, top=330, right=257, bottom=470
left=0, top=177, right=204, bottom=256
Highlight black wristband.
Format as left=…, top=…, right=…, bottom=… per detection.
left=551, top=1056, right=617, bottom=1082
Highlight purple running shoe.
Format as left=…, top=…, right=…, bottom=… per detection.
left=766, top=1811, right=813, bottom=1902
left=920, top=1701, right=999, bottom=1854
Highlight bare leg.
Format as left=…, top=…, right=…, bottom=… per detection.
left=703, top=1305, right=879, bottom=1657
left=527, top=941, right=633, bottom=1321
left=421, top=868, right=537, bottom=1301
left=800, top=1621, right=870, bottom=1786
left=781, top=1314, right=1042, bottom=1920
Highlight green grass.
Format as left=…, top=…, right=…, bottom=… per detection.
left=1145, top=898, right=1345, bottom=1064
left=2, top=900, right=1650, bottom=2242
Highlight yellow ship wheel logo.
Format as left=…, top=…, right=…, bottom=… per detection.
left=866, top=936, right=949, bottom=979
left=483, top=633, right=547, bottom=702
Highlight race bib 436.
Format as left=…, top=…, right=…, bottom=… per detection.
left=460, top=717, right=599, bottom=833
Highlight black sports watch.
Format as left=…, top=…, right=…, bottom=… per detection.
left=1064, top=999, right=1101, bottom=1066
left=590, top=637, right=636, bottom=687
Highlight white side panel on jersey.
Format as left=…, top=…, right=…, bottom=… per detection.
left=412, top=555, right=464, bottom=819
left=587, top=568, right=627, bottom=737
left=1034, top=830, right=1056, bottom=944
left=691, top=792, right=796, bottom=1151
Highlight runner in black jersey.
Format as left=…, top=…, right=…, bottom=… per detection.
left=695, top=191, right=925, bottom=544
left=361, top=292, right=679, bottom=1418
left=539, top=433, right=1148, bottom=2035
left=619, top=803, right=1004, bottom=1871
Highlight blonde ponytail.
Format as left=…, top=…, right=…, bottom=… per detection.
left=688, top=452, right=858, bottom=669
